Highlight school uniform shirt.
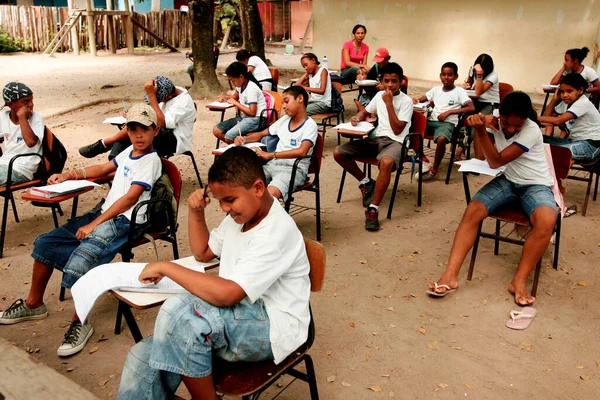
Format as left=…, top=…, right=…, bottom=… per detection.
left=366, top=90, right=413, bottom=143
left=562, top=65, right=599, bottom=84
left=237, top=80, right=266, bottom=118
left=267, top=115, right=319, bottom=173
left=308, top=67, right=332, bottom=106
left=491, top=118, right=553, bottom=187
left=248, top=55, right=272, bottom=83
left=425, top=85, right=472, bottom=126
left=0, top=110, right=44, bottom=180
left=477, top=71, right=500, bottom=104
left=208, top=200, right=311, bottom=365
left=340, top=40, right=369, bottom=69
left=554, top=95, right=600, bottom=141
left=102, top=145, right=162, bottom=224
left=160, top=87, right=196, bottom=154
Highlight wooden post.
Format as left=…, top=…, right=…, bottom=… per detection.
left=85, top=0, right=96, bottom=56
left=106, top=0, right=116, bottom=54
left=299, top=13, right=313, bottom=54
left=123, top=0, right=134, bottom=54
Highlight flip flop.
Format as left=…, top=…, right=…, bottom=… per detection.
left=426, top=282, right=457, bottom=297
left=505, top=307, right=537, bottom=330
left=565, top=205, right=577, bottom=218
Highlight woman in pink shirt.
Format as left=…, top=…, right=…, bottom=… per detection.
left=340, top=24, right=369, bottom=82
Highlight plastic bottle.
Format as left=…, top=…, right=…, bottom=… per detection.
left=322, top=56, right=328, bottom=70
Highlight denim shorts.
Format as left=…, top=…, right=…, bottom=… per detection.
left=543, top=136, right=600, bottom=161
left=216, top=116, right=265, bottom=141
left=31, top=210, right=141, bottom=288
left=263, top=160, right=308, bottom=200
left=340, top=66, right=360, bottom=82
left=117, top=294, right=272, bottom=399
left=472, top=175, right=558, bottom=217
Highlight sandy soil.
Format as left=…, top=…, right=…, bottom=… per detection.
left=0, top=48, right=599, bottom=399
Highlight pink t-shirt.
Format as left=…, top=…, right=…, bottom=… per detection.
left=340, top=40, right=369, bottom=70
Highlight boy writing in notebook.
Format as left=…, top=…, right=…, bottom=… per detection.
left=234, top=86, right=318, bottom=200
left=117, top=147, right=311, bottom=399
left=0, top=104, right=162, bottom=357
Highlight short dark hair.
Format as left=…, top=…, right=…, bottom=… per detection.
left=126, top=122, right=157, bottom=131
left=208, top=147, right=266, bottom=189
left=499, top=91, right=538, bottom=124
left=236, top=49, right=255, bottom=61
left=560, top=72, right=588, bottom=91
left=352, top=24, right=367, bottom=34
left=300, top=52, right=320, bottom=65
left=566, top=47, right=590, bottom=64
left=473, top=53, right=494, bottom=77
left=283, top=86, right=309, bottom=108
left=225, top=61, right=248, bottom=78
left=441, top=62, right=458, bottom=75
left=380, top=62, right=404, bottom=81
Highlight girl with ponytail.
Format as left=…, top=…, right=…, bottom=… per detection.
left=549, top=47, right=600, bottom=92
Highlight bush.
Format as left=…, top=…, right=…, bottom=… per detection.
left=0, top=30, right=31, bottom=53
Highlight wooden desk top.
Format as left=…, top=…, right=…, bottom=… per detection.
left=22, top=186, right=94, bottom=204
left=206, top=104, right=234, bottom=111
left=337, top=128, right=370, bottom=138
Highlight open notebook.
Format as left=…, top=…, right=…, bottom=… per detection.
left=213, top=142, right=266, bottom=154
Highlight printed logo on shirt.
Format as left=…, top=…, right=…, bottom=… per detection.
left=16, top=136, right=23, bottom=143
left=124, top=165, right=131, bottom=177
left=568, top=118, right=575, bottom=126
left=448, top=100, right=455, bottom=106
left=290, top=138, right=297, bottom=147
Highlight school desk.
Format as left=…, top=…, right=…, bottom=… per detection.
left=22, top=186, right=95, bottom=228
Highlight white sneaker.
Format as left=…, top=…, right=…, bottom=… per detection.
left=414, top=171, right=438, bottom=181
left=57, top=321, right=94, bottom=357
left=421, top=161, right=432, bottom=173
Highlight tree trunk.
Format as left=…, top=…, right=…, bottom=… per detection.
left=239, top=0, right=265, bottom=61
left=189, top=0, right=223, bottom=98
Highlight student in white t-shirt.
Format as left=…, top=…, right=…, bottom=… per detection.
left=427, top=92, right=557, bottom=307
left=235, top=86, right=319, bottom=200
left=236, top=49, right=274, bottom=91
left=80, top=76, right=197, bottom=159
left=296, top=53, right=332, bottom=115
left=213, top=62, right=267, bottom=144
left=412, top=62, right=475, bottom=181
left=0, top=104, right=162, bottom=357
left=0, top=82, right=44, bottom=186
left=117, top=146, right=311, bottom=399
left=549, top=47, right=600, bottom=93
left=540, top=73, right=600, bottom=161
left=333, top=62, right=413, bottom=231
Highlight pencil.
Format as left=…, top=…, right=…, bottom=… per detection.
left=121, top=100, right=128, bottom=113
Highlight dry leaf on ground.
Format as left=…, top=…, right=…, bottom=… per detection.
left=419, top=326, right=426, bottom=335
left=369, top=386, right=383, bottom=392
left=341, top=381, right=351, bottom=387
left=327, top=375, right=336, bottom=383
left=88, top=346, right=99, bottom=354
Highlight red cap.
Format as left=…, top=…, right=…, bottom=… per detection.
left=373, top=48, right=390, bottom=63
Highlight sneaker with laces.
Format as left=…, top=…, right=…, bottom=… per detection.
left=79, top=140, right=109, bottom=158
left=364, top=207, right=380, bottom=231
left=0, top=299, right=48, bottom=325
left=57, top=321, right=94, bottom=357
left=414, top=170, right=438, bottom=181
left=359, top=180, right=376, bottom=208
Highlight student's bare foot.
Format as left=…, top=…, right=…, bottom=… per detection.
left=427, top=274, right=459, bottom=295
left=508, top=280, right=535, bottom=306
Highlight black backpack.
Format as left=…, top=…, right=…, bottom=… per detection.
left=331, top=84, right=344, bottom=114
left=144, top=171, right=177, bottom=234
left=37, top=127, right=67, bottom=179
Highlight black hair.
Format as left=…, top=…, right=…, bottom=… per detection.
left=300, top=52, right=320, bottom=66
left=283, top=85, right=309, bottom=108
left=499, top=91, right=538, bottom=125
left=560, top=72, right=588, bottom=91
left=126, top=121, right=157, bottom=131
left=565, top=47, right=590, bottom=64
left=352, top=24, right=367, bottom=34
left=473, top=53, right=494, bottom=77
left=208, top=146, right=266, bottom=189
left=225, top=61, right=261, bottom=88
left=380, top=62, right=404, bottom=81
left=236, top=49, right=256, bottom=61
left=441, top=62, right=458, bottom=75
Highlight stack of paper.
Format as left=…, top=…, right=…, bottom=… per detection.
left=355, top=79, right=378, bottom=86
left=213, top=142, right=266, bottom=154
left=206, top=101, right=234, bottom=108
left=542, top=84, right=559, bottom=90
left=30, top=180, right=100, bottom=198
left=333, top=121, right=375, bottom=133
left=103, top=116, right=126, bottom=125
left=456, top=158, right=506, bottom=176
left=414, top=102, right=431, bottom=110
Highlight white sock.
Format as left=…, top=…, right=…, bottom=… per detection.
left=369, top=204, right=379, bottom=211
left=101, top=139, right=107, bottom=148
left=359, top=177, right=371, bottom=186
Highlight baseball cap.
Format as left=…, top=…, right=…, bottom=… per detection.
left=126, top=103, right=157, bottom=126
left=373, top=48, right=390, bottom=63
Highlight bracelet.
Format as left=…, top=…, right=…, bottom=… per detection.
left=475, top=74, right=483, bottom=79
left=81, top=168, right=87, bottom=179
left=273, top=152, right=277, bottom=160
left=71, top=170, right=78, bottom=180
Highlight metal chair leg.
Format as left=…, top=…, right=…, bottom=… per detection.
left=9, top=193, right=19, bottom=222
left=59, top=285, right=66, bottom=302
left=494, top=220, right=501, bottom=255
left=553, top=214, right=561, bottom=270
left=467, top=223, right=483, bottom=281
left=582, top=169, right=594, bottom=216
left=445, top=137, right=458, bottom=184
left=0, top=194, right=11, bottom=258
left=184, top=151, right=203, bottom=188
left=531, top=259, right=542, bottom=297
left=114, top=301, right=124, bottom=335
left=315, top=187, right=321, bottom=241
left=386, top=170, right=402, bottom=220
left=336, top=170, right=346, bottom=203
left=303, top=354, right=320, bottom=399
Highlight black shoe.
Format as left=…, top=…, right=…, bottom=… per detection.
left=365, top=207, right=380, bottom=231
left=79, top=140, right=109, bottom=158
left=359, top=180, right=376, bottom=208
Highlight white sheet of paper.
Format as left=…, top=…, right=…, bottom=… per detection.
left=32, top=180, right=100, bottom=194
left=214, top=142, right=266, bottom=154
left=457, top=158, right=506, bottom=176
left=71, top=256, right=219, bottom=322
left=542, top=84, right=559, bottom=90
left=355, top=79, right=378, bottom=86
left=414, top=102, right=430, bottom=110
left=333, top=121, right=375, bottom=133
left=207, top=101, right=234, bottom=108
left=103, top=116, right=126, bottom=125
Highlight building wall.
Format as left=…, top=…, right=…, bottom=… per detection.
left=313, top=0, right=600, bottom=92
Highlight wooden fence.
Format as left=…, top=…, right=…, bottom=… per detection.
left=0, top=5, right=194, bottom=53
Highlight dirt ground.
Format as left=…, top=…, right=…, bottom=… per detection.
left=1, top=47, right=599, bottom=399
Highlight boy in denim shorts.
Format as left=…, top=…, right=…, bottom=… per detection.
left=333, top=62, right=413, bottom=231
left=0, top=104, right=162, bottom=357
left=118, top=147, right=311, bottom=399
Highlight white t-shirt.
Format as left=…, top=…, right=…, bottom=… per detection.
left=563, top=65, right=599, bottom=84
left=477, top=71, right=500, bottom=104
left=491, top=119, right=553, bottom=186
left=207, top=200, right=311, bottom=364
left=101, top=145, right=162, bottom=224
left=248, top=55, right=272, bottom=90
left=160, top=87, right=196, bottom=154
left=0, top=110, right=44, bottom=180
left=425, top=85, right=472, bottom=126
left=267, top=115, right=319, bottom=173
left=366, top=91, right=413, bottom=143
left=237, top=81, right=266, bottom=119
left=554, top=95, right=600, bottom=141
left=308, top=67, right=332, bottom=106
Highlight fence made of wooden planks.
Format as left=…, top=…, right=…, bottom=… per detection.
left=0, top=5, right=193, bottom=53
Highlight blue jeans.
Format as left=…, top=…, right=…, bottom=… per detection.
left=472, top=175, right=557, bottom=217
left=543, top=136, right=600, bottom=161
left=117, top=294, right=273, bottom=400
left=216, top=116, right=265, bottom=141
left=340, top=66, right=360, bottom=82
left=31, top=210, right=142, bottom=288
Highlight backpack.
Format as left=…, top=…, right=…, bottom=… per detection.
left=38, top=127, right=67, bottom=179
left=144, top=171, right=177, bottom=235
left=331, top=84, right=344, bottom=114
